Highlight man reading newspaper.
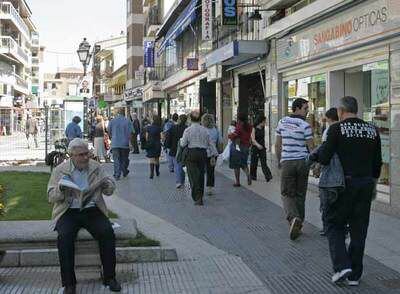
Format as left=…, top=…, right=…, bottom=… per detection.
left=47, top=138, right=121, bottom=294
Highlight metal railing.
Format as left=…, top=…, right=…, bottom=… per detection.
left=14, top=72, right=28, bottom=89
left=144, top=6, right=161, bottom=35
left=0, top=2, right=30, bottom=38
left=0, top=36, right=29, bottom=64
left=146, top=66, right=165, bottom=81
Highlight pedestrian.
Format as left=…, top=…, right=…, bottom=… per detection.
left=25, top=114, right=38, bottom=148
left=130, top=113, right=140, bottom=154
left=108, top=108, right=133, bottom=180
left=317, top=107, right=340, bottom=236
left=250, top=115, right=272, bottom=182
left=163, top=113, right=178, bottom=172
left=180, top=111, right=218, bottom=205
left=275, top=98, right=314, bottom=241
left=145, top=116, right=162, bottom=179
left=165, top=114, right=187, bottom=188
left=228, top=112, right=252, bottom=187
left=201, top=113, right=222, bottom=195
left=311, top=96, right=382, bottom=285
left=47, top=138, right=121, bottom=294
left=93, top=116, right=106, bottom=162
left=65, top=116, right=82, bottom=145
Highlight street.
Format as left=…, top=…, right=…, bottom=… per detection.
left=0, top=132, right=46, bottom=162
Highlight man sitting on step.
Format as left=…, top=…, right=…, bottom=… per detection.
left=47, top=138, right=121, bottom=294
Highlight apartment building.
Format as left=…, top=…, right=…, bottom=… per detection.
left=0, top=0, right=38, bottom=135
left=92, top=34, right=127, bottom=113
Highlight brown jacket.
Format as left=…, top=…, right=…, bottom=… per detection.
left=47, top=159, right=115, bottom=228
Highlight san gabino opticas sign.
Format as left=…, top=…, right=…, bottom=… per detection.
left=277, top=0, right=400, bottom=69
left=222, top=0, right=237, bottom=25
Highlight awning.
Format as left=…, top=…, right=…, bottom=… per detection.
left=205, top=40, right=268, bottom=68
left=158, top=0, right=198, bottom=53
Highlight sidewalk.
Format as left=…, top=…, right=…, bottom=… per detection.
left=111, top=153, right=400, bottom=293
left=0, top=132, right=46, bottom=161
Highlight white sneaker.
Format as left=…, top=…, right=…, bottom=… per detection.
left=176, top=183, right=183, bottom=189
left=331, top=268, right=352, bottom=284
left=347, top=279, right=359, bottom=286
left=207, top=187, right=213, bottom=195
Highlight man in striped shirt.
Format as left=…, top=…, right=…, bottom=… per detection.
left=275, top=98, right=314, bottom=240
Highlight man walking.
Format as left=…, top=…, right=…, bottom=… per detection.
left=275, top=98, right=313, bottom=240
left=313, top=96, right=382, bottom=285
left=65, top=116, right=83, bottom=145
left=130, top=113, right=140, bottom=154
left=108, top=108, right=133, bottom=180
left=163, top=113, right=178, bottom=172
left=25, top=114, right=38, bottom=148
left=180, top=111, right=218, bottom=205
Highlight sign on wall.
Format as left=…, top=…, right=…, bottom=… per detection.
left=187, top=58, right=199, bottom=70
left=276, top=0, right=400, bottom=69
left=222, top=0, right=237, bottom=25
left=202, top=0, right=212, bottom=40
left=144, top=40, right=155, bottom=68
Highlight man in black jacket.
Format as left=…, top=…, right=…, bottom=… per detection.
left=165, top=114, right=187, bottom=188
left=314, top=96, right=382, bottom=286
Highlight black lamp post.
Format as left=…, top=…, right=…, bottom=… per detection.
left=77, top=38, right=92, bottom=76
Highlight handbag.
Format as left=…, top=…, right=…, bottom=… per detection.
left=104, top=133, right=111, bottom=150
left=176, top=144, right=189, bottom=166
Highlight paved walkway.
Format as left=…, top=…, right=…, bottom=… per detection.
left=0, top=132, right=46, bottom=162
left=110, top=153, right=400, bottom=294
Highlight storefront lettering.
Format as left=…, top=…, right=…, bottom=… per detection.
left=313, top=6, right=388, bottom=47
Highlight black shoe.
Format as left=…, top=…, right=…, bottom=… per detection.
left=104, top=278, right=121, bottom=292
left=64, top=285, right=76, bottom=294
left=123, top=170, right=130, bottom=177
left=113, top=176, right=120, bottom=181
left=194, top=198, right=204, bottom=206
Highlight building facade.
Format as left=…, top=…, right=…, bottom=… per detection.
left=0, top=0, right=39, bottom=135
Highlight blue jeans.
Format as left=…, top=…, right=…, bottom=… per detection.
left=166, top=149, right=174, bottom=171
left=172, top=156, right=185, bottom=185
left=112, top=148, right=130, bottom=178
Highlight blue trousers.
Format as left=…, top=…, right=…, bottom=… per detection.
left=166, top=149, right=174, bottom=171
left=172, top=156, right=185, bottom=185
left=112, top=148, right=130, bottom=178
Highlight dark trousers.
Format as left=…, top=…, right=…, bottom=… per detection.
left=280, top=159, right=309, bottom=222
left=112, top=148, right=130, bottom=178
left=186, top=148, right=207, bottom=201
left=250, top=147, right=272, bottom=180
left=131, top=135, right=139, bottom=153
left=206, top=157, right=216, bottom=187
left=325, top=179, right=374, bottom=280
left=55, top=207, right=116, bottom=287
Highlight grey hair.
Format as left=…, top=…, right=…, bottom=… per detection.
left=201, top=113, right=215, bottom=129
left=68, top=138, right=88, bottom=154
left=339, top=96, right=358, bottom=114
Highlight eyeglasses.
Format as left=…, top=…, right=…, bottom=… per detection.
left=72, top=152, right=89, bottom=158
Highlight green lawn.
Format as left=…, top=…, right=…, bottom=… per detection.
left=0, top=171, right=117, bottom=220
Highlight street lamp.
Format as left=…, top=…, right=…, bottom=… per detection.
left=77, top=38, right=92, bottom=76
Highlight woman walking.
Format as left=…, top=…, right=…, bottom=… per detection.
left=201, top=114, right=222, bottom=195
left=250, top=115, right=273, bottom=182
left=165, top=114, right=188, bottom=188
left=93, top=116, right=106, bottom=162
left=145, top=116, right=162, bottom=179
left=229, top=112, right=253, bottom=187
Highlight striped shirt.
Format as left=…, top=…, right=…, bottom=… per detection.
left=276, top=115, right=313, bottom=162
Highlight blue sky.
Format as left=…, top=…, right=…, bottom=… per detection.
left=28, top=0, right=126, bottom=72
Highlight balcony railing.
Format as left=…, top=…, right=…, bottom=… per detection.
left=14, top=72, right=28, bottom=90
left=0, top=2, right=30, bottom=39
left=144, top=6, right=161, bottom=35
left=0, top=36, right=29, bottom=65
left=146, top=66, right=165, bottom=82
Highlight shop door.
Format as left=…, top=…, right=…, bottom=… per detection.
left=199, top=79, right=216, bottom=117
left=238, top=71, right=265, bottom=123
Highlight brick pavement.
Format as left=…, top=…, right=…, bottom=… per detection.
left=112, top=154, right=400, bottom=294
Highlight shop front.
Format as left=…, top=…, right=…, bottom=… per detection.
left=274, top=0, right=400, bottom=214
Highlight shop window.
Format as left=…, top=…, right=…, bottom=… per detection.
left=284, top=73, right=326, bottom=145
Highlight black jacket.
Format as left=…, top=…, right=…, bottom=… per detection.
left=165, top=123, right=187, bottom=156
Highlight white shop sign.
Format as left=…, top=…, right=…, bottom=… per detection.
left=277, top=0, right=400, bottom=69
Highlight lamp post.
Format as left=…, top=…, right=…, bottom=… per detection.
left=77, top=38, right=92, bottom=76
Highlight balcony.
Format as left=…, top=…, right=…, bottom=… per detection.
left=14, top=72, right=29, bottom=94
left=146, top=66, right=165, bottom=82
left=32, top=56, right=39, bottom=67
left=0, top=2, right=30, bottom=40
left=145, top=6, right=161, bottom=37
left=0, top=36, right=29, bottom=65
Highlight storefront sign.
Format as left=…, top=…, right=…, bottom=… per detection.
left=124, top=87, right=143, bottom=101
left=187, top=58, right=199, bottom=70
left=222, top=0, right=237, bottom=25
left=277, top=0, right=400, bottom=69
left=144, top=40, right=155, bottom=68
left=202, top=0, right=212, bottom=40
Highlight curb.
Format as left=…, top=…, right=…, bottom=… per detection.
left=0, top=246, right=178, bottom=267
